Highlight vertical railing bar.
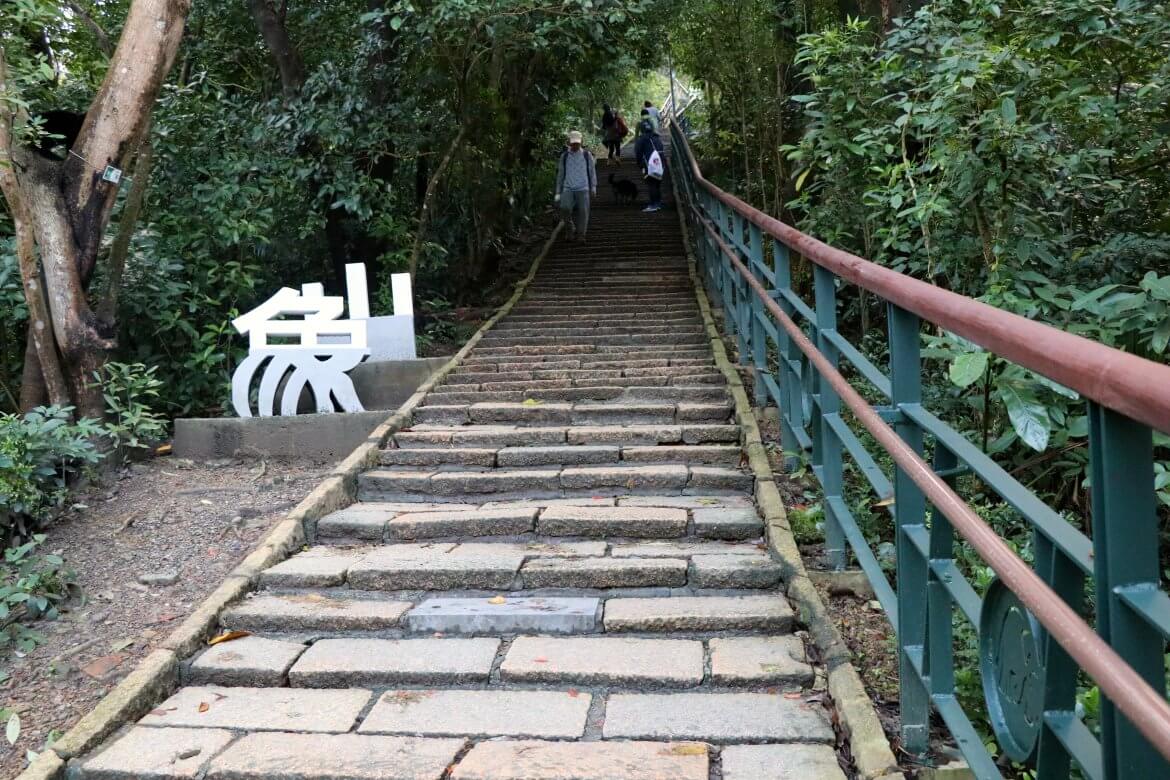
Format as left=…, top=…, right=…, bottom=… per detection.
left=813, top=265, right=845, bottom=570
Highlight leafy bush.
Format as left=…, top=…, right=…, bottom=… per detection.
left=0, top=407, right=104, bottom=544
left=91, top=362, right=169, bottom=456
left=0, top=535, right=76, bottom=655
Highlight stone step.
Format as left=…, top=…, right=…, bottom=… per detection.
left=419, top=386, right=728, bottom=406
left=359, top=689, right=592, bottom=739
left=411, top=402, right=732, bottom=428
left=480, top=325, right=706, bottom=338
left=519, top=557, right=688, bottom=588
left=376, top=444, right=739, bottom=471
left=501, top=636, right=703, bottom=686
left=601, top=692, right=835, bottom=744
left=221, top=593, right=411, bottom=632
left=450, top=740, right=709, bottom=780
left=603, top=596, right=795, bottom=632
left=316, top=501, right=765, bottom=543
left=458, top=355, right=713, bottom=368
left=289, top=637, right=500, bottom=686
left=446, top=367, right=720, bottom=383
left=404, top=596, right=600, bottom=634
left=475, top=334, right=708, bottom=348
left=392, top=424, right=740, bottom=449
left=357, top=463, right=750, bottom=502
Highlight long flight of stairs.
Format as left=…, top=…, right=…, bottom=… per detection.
left=74, top=157, right=845, bottom=779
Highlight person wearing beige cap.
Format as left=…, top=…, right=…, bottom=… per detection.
left=554, top=130, right=597, bottom=242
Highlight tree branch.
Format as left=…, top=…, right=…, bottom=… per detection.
left=409, top=126, right=467, bottom=281
left=99, top=115, right=155, bottom=322
left=66, top=0, right=115, bottom=57
left=248, top=0, right=305, bottom=97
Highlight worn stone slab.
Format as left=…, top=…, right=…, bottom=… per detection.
left=361, top=469, right=438, bottom=494
left=618, top=495, right=752, bottom=509
left=497, top=445, right=619, bottom=467
left=380, top=447, right=497, bottom=467
left=316, top=509, right=389, bottom=540
left=388, top=508, right=537, bottom=539
left=692, top=506, right=764, bottom=540
left=139, top=686, right=369, bottom=732
left=289, top=637, right=499, bottom=687
left=405, top=596, right=599, bottom=634
left=454, top=540, right=606, bottom=558
left=566, top=425, right=683, bottom=445
left=469, top=402, right=572, bottom=425
left=621, top=445, right=740, bottom=465
left=537, top=505, right=687, bottom=538
left=347, top=545, right=524, bottom=589
left=521, top=557, right=687, bottom=589
left=679, top=424, right=740, bottom=443
left=413, top=405, right=470, bottom=425
left=603, top=596, right=794, bottom=632
left=81, top=727, right=235, bottom=779
left=603, top=693, right=835, bottom=743
left=560, top=464, right=688, bottom=491
left=709, top=637, right=814, bottom=686
left=206, top=733, right=464, bottom=780
left=610, top=541, right=762, bottom=558
left=453, top=427, right=568, bottom=447
left=450, top=740, right=709, bottom=780
left=686, top=465, right=753, bottom=492
left=690, top=554, right=783, bottom=589
left=258, top=548, right=357, bottom=588
left=430, top=469, right=562, bottom=496
left=222, top=593, right=411, bottom=631
left=721, top=745, right=847, bottom=780
left=570, top=403, right=676, bottom=425
left=502, top=636, right=703, bottom=686
left=189, top=636, right=306, bottom=687
left=676, top=403, right=732, bottom=422
left=480, top=497, right=616, bottom=510
left=360, top=689, right=591, bottom=739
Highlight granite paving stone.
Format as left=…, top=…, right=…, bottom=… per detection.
left=603, top=596, right=794, bottom=632
left=360, top=689, right=591, bottom=738
left=257, top=548, right=357, bottom=587
left=347, top=545, right=524, bottom=589
left=691, top=506, right=764, bottom=540
left=139, top=686, right=370, bottom=732
left=520, top=557, right=687, bottom=588
left=720, top=745, right=847, bottom=780
left=602, top=692, right=835, bottom=743
left=189, top=636, right=307, bottom=687
left=404, top=596, right=599, bottom=634
left=450, top=740, right=709, bottom=780
left=221, top=593, right=411, bottom=632
left=501, top=636, right=703, bottom=686
left=80, top=727, right=235, bottom=779
left=206, top=733, right=464, bottom=780
left=387, top=508, right=537, bottom=539
left=708, top=636, right=815, bottom=686
left=289, top=638, right=500, bottom=687
left=537, top=505, right=687, bottom=538
left=689, top=553, right=783, bottom=588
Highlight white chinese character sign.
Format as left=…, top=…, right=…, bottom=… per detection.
left=230, top=264, right=415, bottom=417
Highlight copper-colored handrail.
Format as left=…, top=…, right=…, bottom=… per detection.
left=675, top=136, right=1170, bottom=436
left=690, top=192, right=1170, bottom=765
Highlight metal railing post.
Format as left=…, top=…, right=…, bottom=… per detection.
left=748, top=224, right=766, bottom=406
left=888, top=302, right=929, bottom=755
left=813, top=266, right=846, bottom=569
left=1088, top=403, right=1168, bottom=780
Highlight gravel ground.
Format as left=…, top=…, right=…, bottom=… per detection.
left=0, top=456, right=323, bottom=778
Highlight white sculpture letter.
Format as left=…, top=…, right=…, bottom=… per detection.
left=230, top=264, right=371, bottom=417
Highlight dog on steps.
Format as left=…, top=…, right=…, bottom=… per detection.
left=609, top=173, right=639, bottom=205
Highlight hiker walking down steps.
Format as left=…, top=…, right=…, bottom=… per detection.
left=555, top=130, right=597, bottom=242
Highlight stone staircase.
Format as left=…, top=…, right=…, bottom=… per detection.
left=75, top=161, right=845, bottom=779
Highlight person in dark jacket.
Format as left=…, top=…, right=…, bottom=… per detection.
left=634, top=110, right=664, bottom=212
left=600, top=103, right=621, bottom=164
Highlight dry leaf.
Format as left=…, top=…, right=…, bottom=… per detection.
left=197, top=702, right=210, bottom=713
left=155, top=443, right=173, bottom=456
left=487, top=596, right=507, bottom=605
left=522, top=398, right=543, bottom=406
left=663, top=744, right=707, bottom=756
left=208, top=630, right=252, bottom=646
left=567, top=688, right=580, bottom=698
left=873, top=495, right=895, bottom=507
left=783, top=692, right=803, bottom=700
left=533, top=656, right=549, bottom=663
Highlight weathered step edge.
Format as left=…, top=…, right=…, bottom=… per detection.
left=674, top=183, right=901, bottom=780
left=17, top=225, right=569, bottom=780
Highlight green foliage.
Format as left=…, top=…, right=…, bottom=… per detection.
left=0, top=534, right=76, bottom=656
left=0, top=408, right=103, bottom=544
left=91, top=363, right=168, bottom=455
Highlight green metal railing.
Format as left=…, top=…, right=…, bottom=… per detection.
left=669, top=121, right=1170, bottom=779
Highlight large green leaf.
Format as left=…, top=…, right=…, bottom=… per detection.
left=948, top=351, right=989, bottom=388
left=999, top=384, right=1052, bottom=452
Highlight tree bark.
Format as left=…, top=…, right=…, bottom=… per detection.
left=409, top=127, right=467, bottom=281
left=248, top=0, right=306, bottom=96
left=99, top=116, right=156, bottom=322
left=1, top=0, right=192, bottom=418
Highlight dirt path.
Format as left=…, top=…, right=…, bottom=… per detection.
left=0, top=457, right=323, bottom=778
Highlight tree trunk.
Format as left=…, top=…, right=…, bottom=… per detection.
left=248, top=0, right=305, bottom=96
left=409, top=127, right=467, bottom=281
left=0, top=0, right=192, bottom=419
left=100, top=116, right=156, bottom=322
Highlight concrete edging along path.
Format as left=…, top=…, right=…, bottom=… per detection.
left=671, top=175, right=903, bottom=780
left=14, top=224, right=564, bottom=780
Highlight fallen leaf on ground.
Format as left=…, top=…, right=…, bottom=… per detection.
left=662, top=744, right=707, bottom=756
left=155, top=443, right=173, bottom=456
left=208, top=630, right=252, bottom=646
left=567, top=688, right=580, bottom=698
left=149, top=707, right=176, bottom=716
left=533, top=656, right=549, bottom=663
left=783, top=692, right=803, bottom=699
left=487, top=596, right=507, bottom=605
left=197, top=702, right=210, bottom=713
left=155, top=613, right=179, bottom=623
left=81, top=654, right=126, bottom=679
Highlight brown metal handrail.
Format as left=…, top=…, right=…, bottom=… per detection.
left=675, top=136, right=1170, bottom=436
left=684, top=164, right=1170, bottom=764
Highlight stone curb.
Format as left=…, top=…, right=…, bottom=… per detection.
left=669, top=175, right=902, bottom=780
left=22, top=223, right=565, bottom=780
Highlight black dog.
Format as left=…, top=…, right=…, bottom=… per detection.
left=609, top=173, right=638, bottom=205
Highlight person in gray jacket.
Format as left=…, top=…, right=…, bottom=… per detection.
left=554, top=130, right=597, bottom=242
